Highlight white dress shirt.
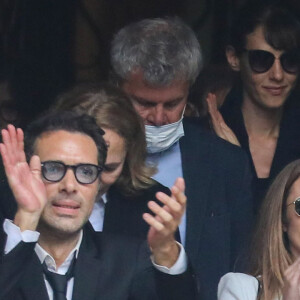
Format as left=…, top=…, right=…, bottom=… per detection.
left=3, top=219, right=187, bottom=299
left=147, top=141, right=187, bottom=246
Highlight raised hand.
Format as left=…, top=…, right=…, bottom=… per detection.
left=0, top=125, right=47, bottom=230
left=143, top=177, right=186, bottom=267
left=206, top=93, right=241, bottom=147
left=282, top=257, right=300, bottom=300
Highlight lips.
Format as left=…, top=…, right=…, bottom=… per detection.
left=52, top=200, right=80, bottom=216
left=263, top=86, right=286, bottom=96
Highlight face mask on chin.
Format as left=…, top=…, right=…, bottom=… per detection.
left=145, top=115, right=185, bottom=154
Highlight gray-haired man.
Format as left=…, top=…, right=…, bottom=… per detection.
left=111, top=17, right=254, bottom=300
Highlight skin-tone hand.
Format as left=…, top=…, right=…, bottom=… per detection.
left=206, top=92, right=241, bottom=147
left=282, top=257, right=300, bottom=300
left=143, top=177, right=186, bottom=268
left=0, top=125, right=47, bottom=231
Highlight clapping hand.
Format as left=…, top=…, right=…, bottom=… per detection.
left=282, top=257, right=300, bottom=300
left=206, top=93, right=240, bottom=147
left=143, top=177, right=186, bottom=268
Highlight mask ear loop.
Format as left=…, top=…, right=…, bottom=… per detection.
left=181, top=104, right=187, bottom=119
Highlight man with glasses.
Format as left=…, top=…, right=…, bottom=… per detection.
left=207, top=1, right=300, bottom=213
left=0, top=111, right=197, bottom=299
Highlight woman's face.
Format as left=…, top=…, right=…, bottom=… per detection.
left=284, top=177, right=300, bottom=258
left=230, top=26, right=298, bottom=110
left=99, top=128, right=127, bottom=195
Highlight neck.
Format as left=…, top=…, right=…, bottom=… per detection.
left=241, top=97, right=283, bottom=138
left=38, top=226, right=81, bottom=267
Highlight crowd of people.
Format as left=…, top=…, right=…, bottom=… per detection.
left=0, top=1, right=300, bottom=300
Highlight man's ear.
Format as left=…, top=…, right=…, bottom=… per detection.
left=226, top=46, right=240, bottom=72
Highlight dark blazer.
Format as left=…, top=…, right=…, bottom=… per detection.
left=0, top=222, right=197, bottom=300
left=103, top=182, right=171, bottom=239
left=180, top=117, right=253, bottom=300
left=0, top=128, right=253, bottom=300
left=221, top=86, right=300, bottom=210
left=100, top=119, right=254, bottom=300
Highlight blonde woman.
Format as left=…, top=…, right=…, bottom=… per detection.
left=54, top=83, right=172, bottom=237
left=218, top=159, right=300, bottom=300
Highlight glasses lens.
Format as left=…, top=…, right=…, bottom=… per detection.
left=281, top=51, right=299, bottom=74
left=294, top=198, right=300, bottom=216
left=76, top=164, right=99, bottom=184
left=42, top=161, right=65, bottom=182
left=248, top=50, right=274, bottom=73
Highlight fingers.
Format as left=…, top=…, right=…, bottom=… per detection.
left=206, top=93, right=241, bottom=146
left=144, top=177, right=186, bottom=232
left=1, top=125, right=25, bottom=166
left=207, top=93, right=224, bottom=137
left=173, top=177, right=185, bottom=194
left=283, top=258, right=300, bottom=299
left=143, top=211, right=165, bottom=232
left=29, top=155, right=42, bottom=180
left=284, top=257, right=300, bottom=279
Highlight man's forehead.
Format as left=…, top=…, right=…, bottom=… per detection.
left=122, top=74, right=189, bottom=103
left=33, top=130, right=98, bottom=160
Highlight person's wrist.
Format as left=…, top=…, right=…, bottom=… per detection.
left=152, top=240, right=179, bottom=268
left=14, top=209, right=41, bottom=232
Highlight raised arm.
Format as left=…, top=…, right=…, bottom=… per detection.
left=143, top=177, right=186, bottom=268
left=206, top=93, right=241, bottom=147
left=0, top=125, right=47, bottom=231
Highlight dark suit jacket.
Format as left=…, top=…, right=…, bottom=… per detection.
left=103, top=182, right=172, bottom=239
left=0, top=221, right=197, bottom=300
left=99, top=119, right=254, bottom=300
left=0, top=125, right=253, bottom=300
left=180, top=117, right=253, bottom=300
left=221, top=86, right=300, bottom=211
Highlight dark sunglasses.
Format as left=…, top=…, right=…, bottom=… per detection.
left=41, top=161, right=103, bottom=184
left=287, top=197, right=300, bottom=216
left=244, top=49, right=300, bottom=74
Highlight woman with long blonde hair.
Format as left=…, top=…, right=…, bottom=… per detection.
left=219, top=159, right=300, bottom=300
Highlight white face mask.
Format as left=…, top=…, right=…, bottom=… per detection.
left=145, top=116, right=184, bottom=153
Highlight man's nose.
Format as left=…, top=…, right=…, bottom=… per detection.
left=269, top=58, right=284, bottom=81
left=59, top=169, right=77, bottom=193
left=152, top=106, right=166, bottom=126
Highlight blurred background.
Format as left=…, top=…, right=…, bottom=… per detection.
left=0, top=0, right=299, bottom=128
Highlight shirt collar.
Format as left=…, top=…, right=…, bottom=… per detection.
left=35, top=230, right=83, bottom=273
left=96, top=192, right=107, bottom=204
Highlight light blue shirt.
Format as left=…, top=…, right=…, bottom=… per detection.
left=147, top=141, right=187, bottom=246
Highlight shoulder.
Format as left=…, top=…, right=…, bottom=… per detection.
left=144, top=180, right=171, bottom=196
left=182, top=117, right=249, bottom=164
left=109, top=181, right=170, bottom=201
left=218, top=273, right=259, bottom=300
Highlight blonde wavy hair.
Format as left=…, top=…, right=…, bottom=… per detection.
left=54, top=82, right=156, bottom=195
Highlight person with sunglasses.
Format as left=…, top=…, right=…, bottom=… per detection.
left=218, top=159, right=300, bottom=300
left=0, top=111, right=197, bottom=299
left=207, top=1, right=300, bottom=213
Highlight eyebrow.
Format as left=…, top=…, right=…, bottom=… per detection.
left=130, top=95, right=185, bottom=105
left=104, top=162, right=122, bottom=169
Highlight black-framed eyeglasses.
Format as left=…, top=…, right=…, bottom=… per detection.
left=41, top=161, right=103, bottom=184
left=287, top=197, right=300, bottom=216
left=244, top=49, right=300, bottom=74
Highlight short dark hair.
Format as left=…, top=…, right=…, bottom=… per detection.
left=24, top=111, right=107, bottom=167
left=229, top=1, right=300, bottom=54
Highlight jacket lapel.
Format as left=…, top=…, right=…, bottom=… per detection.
left=72, top=228, right=103, bottom=300
left=180, top=119, right=214, bottom=265
left=20, top=254, right=49, bottom=300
